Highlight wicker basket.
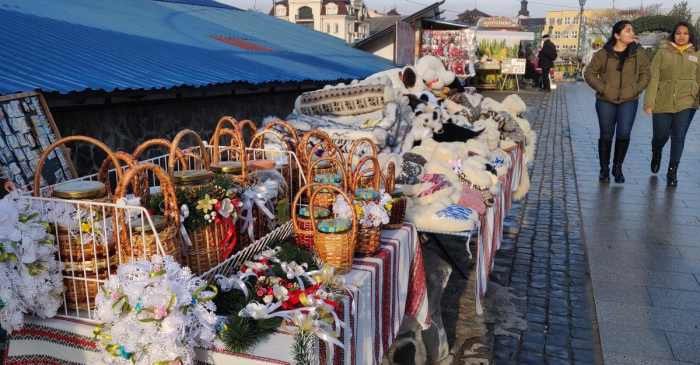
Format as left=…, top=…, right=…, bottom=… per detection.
left=114, top=162, right=182, bottom=265
left=250, top=129, right=293, bottom=196
left=347, top=138, right=378, bottom=187
left=351, top=156, right=383, bottom=254
left=211, top=117, right=248, bottom=187
left=299, top=130, right=333, bottom=173
left=97, top=151, right=148, bottom=197
left=186, top=223, right=227, bottom=276
left=310, top=185, right=358, bottom=275
left=292, top=183, right=331, bottom=250
left=383, top=162, right=407, bottom=230
left=263, top=120, right=302, bottom=198
left=133, top=138, right=188, bottom=168
left=307, top=157, right=347, bottom=210
left=169, top=129, right=211, bottom=182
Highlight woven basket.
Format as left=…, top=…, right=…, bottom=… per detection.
left=250, top=129, right=293, bottom=196
left=351, top=156, right=383, bottom=254
left=262, top=120, right=302, bottom=198
left=292, top=183, right=330, bottom=250
left=133, top=138, right=188, bottom=168
left=63, top=278, right=102, bottom=310
left=355, top=225, right=382, bottom=255
left=211, top=117, right=248, bottom=187
left=310, top=185, right=358, bottom=275
left=235, top=204, right=266, bottom=252
left=169, top=129, right=211, bottom=181
left=347, top=138, right=378, bottom=185
left=383, top=162, right=407, bottom=230
left=114, top=162, right=182, bottom=265
left=97, top=151, right=148, bottom=197
left=307, top=157, right=347, bottom=210
left=185, top=223, right=227, bottom=276
left=299, top=130, right=333, bottom=174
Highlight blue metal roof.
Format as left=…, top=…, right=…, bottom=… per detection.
left=0, top=0, right=393, bottom=95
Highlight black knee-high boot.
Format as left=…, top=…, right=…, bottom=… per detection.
left=612, top=138, right=630, bottom=183
left=598, top=139, right=612, bottom=182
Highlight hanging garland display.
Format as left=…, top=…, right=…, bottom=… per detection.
left=0, top=195, right=64, bottom=332
left=89, top=255, right=219, bottom=365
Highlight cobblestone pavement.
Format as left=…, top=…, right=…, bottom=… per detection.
left=434, top=85, right=602, bottom=365
left=566, top=82, right=700, bottom=364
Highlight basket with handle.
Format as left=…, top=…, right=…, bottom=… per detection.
left=307, top=156, right=347, bottom=210
left=209, top=128, right=243, bottom=162
left=169, top=129, right=211, bottom=187
left=383, top=162, right=407, bottom=230
left=114, top=162, right=182, bottom=266
left=347, top=138, right=378, bottom=188
left=263, top=120, right=301, bottom=197
left=97, top=151, right=149, bottom=197
left=211, top=117, right=248, bottom=186
left=291, top=183, right=331, bottom=251
left=34, top=136, right=124, bottom=310
left=133, top=138, right=189, bottom=170
left=298, top=130, right=333, bottom=173
left=310, top=184, right=358, bottom=275
left=238, top=119, right=258, bottom=147
left=351, top=156, right=383, bottom=255
left=309, top=141, right=346, bottom=176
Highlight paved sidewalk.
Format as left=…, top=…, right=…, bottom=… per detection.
left=566, top=82, right=700, bottom=364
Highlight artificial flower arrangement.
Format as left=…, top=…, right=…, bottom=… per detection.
left=213, top=241, right=357, bottom=365
left=145, top=174, right=241, bottom=233
left=89, top=255, right=219, bottom=365
left=0, top=195, right=64, bottom=332
left=332, top=190, right=393, bottom=228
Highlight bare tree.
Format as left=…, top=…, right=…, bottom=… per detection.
left=587, top=3, right=663, bottom=38
left=668, top=1, right=692, bottom=22
left=458, top=10, right=479, bottom=25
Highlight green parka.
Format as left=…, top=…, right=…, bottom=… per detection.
left=643, top=41, right=700, bottom=113
left=584, top=42, right=651, bottom=104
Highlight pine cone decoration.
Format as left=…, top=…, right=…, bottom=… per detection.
left=210, top=185, right=225, bottom=201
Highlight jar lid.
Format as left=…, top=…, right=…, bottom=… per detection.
left=131, top=215, right=166, bottom=232
left=317, top=218, right=352, bottom=233
left=209, top=161, right=242, bottom=174
left=390, top=188, right=404, bottom=198
left=312, top=160, right=332, bottom=169
left=52, top=180, right=106, bottom=199
left=355, top=188, right=379, bottom=200
left=174, top=169, right=212, bottom=182
left=313, top=173, right=341, bottom=184
left=299, top=206, right=331, bottom=218
left=248, top=159, right=276, bottom=170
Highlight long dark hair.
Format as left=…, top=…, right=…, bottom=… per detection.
left=667, top=21, right=699, bottom=50
left=606, top=20, right=632, bottom=48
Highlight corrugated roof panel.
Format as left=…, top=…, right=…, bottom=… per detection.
left=0, top=0, right=392, bottom=95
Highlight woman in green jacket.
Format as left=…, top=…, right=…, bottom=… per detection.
left=643, top=21, right=700, bottom=186
left=584, top=21, right=651, bottom=183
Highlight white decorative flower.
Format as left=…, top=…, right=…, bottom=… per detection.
left=217, top=198, right=234, bottom=219
left=272, top=285, right=289, bottom=301
left=239, top=302, right=271, bottom=319
left=332, top=195, right=352, bottom=220
left=282, top=261, right=308, bottom=280
left=263, top=295, right=273, bottom=304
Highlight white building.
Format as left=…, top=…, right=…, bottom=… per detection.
left=269, top=0, right=371, bottom=43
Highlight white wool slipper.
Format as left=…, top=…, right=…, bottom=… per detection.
left=459, top=162, right=493, bottom=188
left=397, top=182, right=422, bottom=197
left=503, top=94, right=527, bottom=115
left=432, top=144, right=459, bottom=164
left=465, top=139, right=491, bottom=159
left=411, top=180, right=455, bottom=206
left=404, top=196, right=475, bottom=232
left=424, top=160, right=459, bottom=182
left=410, top=145, right=434, bottom=162
left=491, top=149, right=512, bottom=176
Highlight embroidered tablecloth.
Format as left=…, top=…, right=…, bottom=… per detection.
left=3, top=224, right=427, bottom=365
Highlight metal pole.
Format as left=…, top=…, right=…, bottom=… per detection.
left=576, top=6, right=583, bottom=61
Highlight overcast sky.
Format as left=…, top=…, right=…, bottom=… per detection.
left=218, top=0, right=684, bottom=19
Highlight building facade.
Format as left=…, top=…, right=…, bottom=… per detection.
left=270, top=0, right=370, bottom=43
left=545, top=9, right=603, bottom=59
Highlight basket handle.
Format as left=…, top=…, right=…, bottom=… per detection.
left=347, top=138, right=378, bottom=179
left=386, top=162, right=395, bottom=192
left=97, top=151, right=148, bottom=195
left=299, top=130, right=332, bottom=171
left=113, top=162, right=179, bottom=252
left=249, top=129, right=291, bottom=166
left=306, top=156, right=347, bottom=191
left=263, top=120, right=300, bottom=146
left=34, top=136, right=122, bottom=197
left=309, top=184, right=358, bottom=237
left=209, top=128, right=242, bottom=161
left=351, top=156, right=381, bottom=192
left=239, top=119, right=258, bottom=144
left=291, top=182, right=321, bottom=225
left=212, top=117, right=245, bottom=164
left=309, top=141, right=346, bottom=168
left=133, top=139, right=188, bottom=170
left=168, top=130, right=210, bottom=181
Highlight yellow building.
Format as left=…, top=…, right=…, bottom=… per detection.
left=545, top=9, right=604, bottom=58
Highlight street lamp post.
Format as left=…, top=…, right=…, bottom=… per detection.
left=576, top=0, right=585, bottom=62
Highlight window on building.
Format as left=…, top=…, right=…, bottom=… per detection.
left=326, top=6, right=337, bottom=15
left=298, top=6, right=313, bottom=19
left=570, top=45, right=576, bottom=53
left=583, top=16, right=588, bottom=24
left=564, top=17, right=570, bottom=24
left=572, top=30, right=578, bottom=39
left=556, top=44, right=560, bottom=52
left=326, top=24, right=330, bottom=33
left=557, top=17, right=562, bottom=25
left=554, top=31, right=561, bottom=39
left=563, top=31, right=569, bottom=39
left=562, top=45, right=568, bottom=53
left=549, top=17, right=555, bottom=25
left=275, top=5, right=286, bottom=16
left=573, top=16, right=579, bottom=24
left=335, top=23, right=339, bottom=33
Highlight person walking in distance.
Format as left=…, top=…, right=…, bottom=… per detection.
left=643, top=21, right=700, bottom=186
left=538, top=35, right=557, bottom=92
left=584, top=20, right=651, bottom=183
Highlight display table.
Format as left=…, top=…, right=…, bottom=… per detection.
left=4, top=224, right=427, bottom=365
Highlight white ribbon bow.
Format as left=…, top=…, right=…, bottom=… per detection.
left=240, top=180, right=280, bottom=241
left=215, top=272, right=257, bottom=297
left=179, top=205, right=192, bottom=256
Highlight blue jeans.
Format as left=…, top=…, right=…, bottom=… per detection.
left=652, top=108, right=697, bottom=164
left=595, top=99, right=639, bottom=140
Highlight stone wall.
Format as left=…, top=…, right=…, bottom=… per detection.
left=47, top=91, right=302, bottom=176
